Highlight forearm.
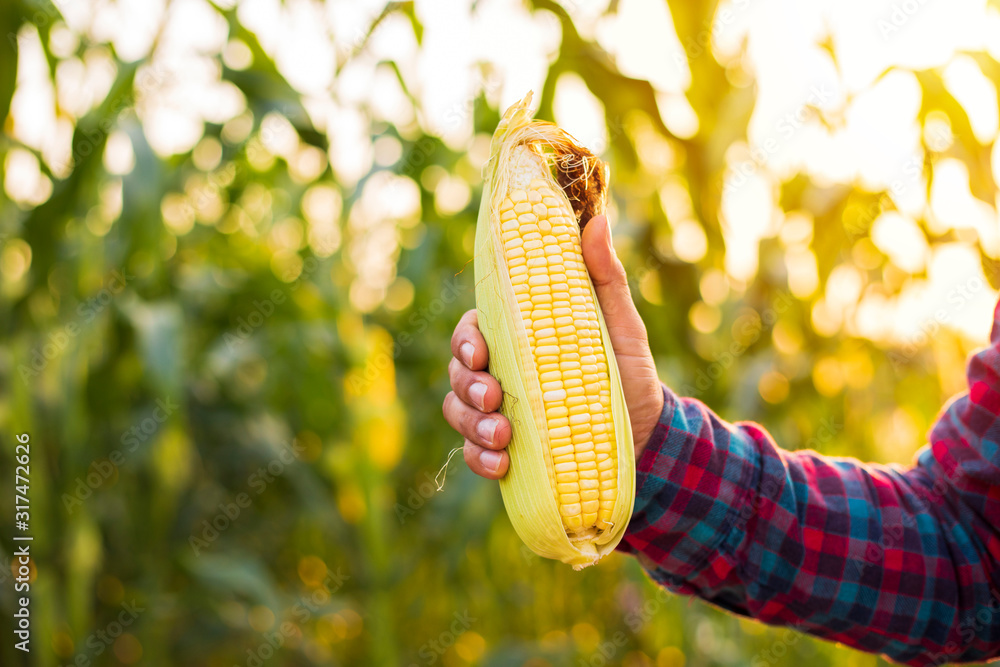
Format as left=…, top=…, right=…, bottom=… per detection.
left=619, top=383, right=1000, bottom=665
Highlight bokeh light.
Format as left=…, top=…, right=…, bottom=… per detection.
left=1, top=0, right=999, bottom=665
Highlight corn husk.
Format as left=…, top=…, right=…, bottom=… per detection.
left=473, top=92, right=635, bottom=569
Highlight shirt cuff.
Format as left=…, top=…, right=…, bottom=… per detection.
left=615, top=382, right=676, bottom=556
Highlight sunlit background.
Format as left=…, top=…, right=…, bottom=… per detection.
left=1, top=0, right=999, bottom=665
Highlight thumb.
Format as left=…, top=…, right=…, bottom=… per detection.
left=581, top=215, right=650, bottom=356
left=582, top=214, right=663, bottom=457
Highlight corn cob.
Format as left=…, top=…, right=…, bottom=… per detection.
left=474, top=92, right=635, bottom=569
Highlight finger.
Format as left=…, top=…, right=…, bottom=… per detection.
left=442, top=392, right=512, bottom=449
left=463, top=439, right=509, bottom=479
left=451, top=309, right=490, bottom=370
left=581, top=215, right=651, bottom=353
left=448, top=358, right=504, bottom=412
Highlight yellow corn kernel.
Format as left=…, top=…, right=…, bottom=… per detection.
left=497, top=152, right=622, bottom=544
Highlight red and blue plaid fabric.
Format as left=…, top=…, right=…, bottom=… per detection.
left=618, top=299, right=1000, bottom=666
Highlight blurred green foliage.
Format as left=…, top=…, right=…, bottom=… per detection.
left=0, top=0, right=998, bottom=666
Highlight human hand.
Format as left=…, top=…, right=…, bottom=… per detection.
left=443, top=214, right=664, bottom=479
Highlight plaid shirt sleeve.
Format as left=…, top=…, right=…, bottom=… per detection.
left=618, top=299, right=1000, bottom=666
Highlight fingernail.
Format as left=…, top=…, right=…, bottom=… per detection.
left=469, top=382, right=488, bottom=410
left=477, top=418, right=497, bottom=443
left=604, top=217, right=613, bottom=245
left=479, top=448, right=503, bottom=473
left=460, top=342, right=475, bottom=368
